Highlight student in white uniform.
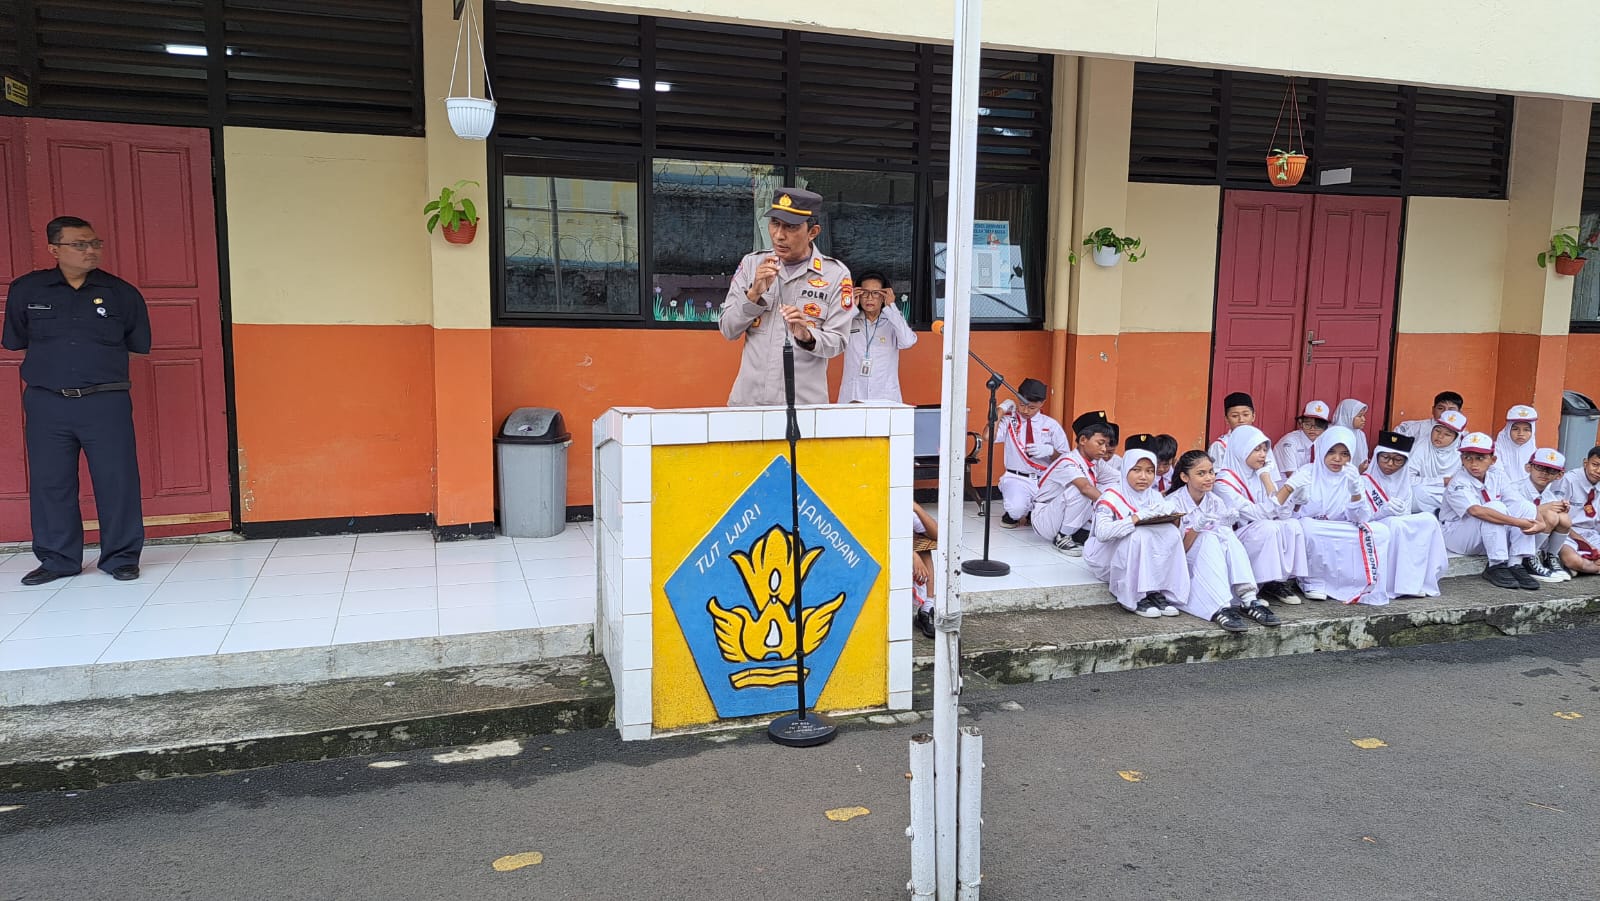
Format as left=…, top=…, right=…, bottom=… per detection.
left=1096, top=422, right=1124, bottom=491
left=1208, top=391, right=1282, bottom=481
left=993, top=378, right=1071, bottom=529
left=1166, top=449, right=1281, bottom=633
left=1506, top=448, right=1599, bottom=580
left=1562, top=445, right=1600, bottom=562
left=1406, top=408, right=1467, bottom=516
left=1084, top=449, right=1190, bottom=619
left=1280, top=426, right=1391, bottom=605
left=910, top=502, right=940, bottom=638
left=1031, top=414, right=1116, bottom=555
left=1361, top=431, right=1449, bottom=598
left=1394, top=391, right=1464, bottom=443
left=837, top=272, right=917, bottom=404
left=1274, top=400, right=1330, bottom=478
left=1441, top=431, right=1542, bottom=591
left=1332, top=398, right=1372, bottom=470
left=1491, top=404, right=1538, bottom=484
left=1151, top=434, right=1179, bottom=494
left=1215, top=424, right=1310, bottom=604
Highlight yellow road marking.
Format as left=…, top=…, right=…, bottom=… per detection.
left=1554, top=712, right=1583, bottom=720
left=492, top=852, right=544, bottom=872
left=1117, top=770, right=1143, bottom=783
left=825, top=806, right=870, bottom=822
left=1351, top=738, right=1388, bottom=749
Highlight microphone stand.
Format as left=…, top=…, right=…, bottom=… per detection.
left=768, top=332, right=837, bottom=748
left=961, top=349, right=1016, bottom=577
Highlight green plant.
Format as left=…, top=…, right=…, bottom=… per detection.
left=424, top=179, right=480, bottom=233
left=1082, top=227, right=1145, bottom=263
left=1269, top=148, right=1305, bottom=183
left=1536, top=226, right=1600, bottom=268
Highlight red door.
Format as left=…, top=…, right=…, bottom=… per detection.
left=1212, top=190, right=1401, bottom=447
left=0, top=120, right=230, bottom=542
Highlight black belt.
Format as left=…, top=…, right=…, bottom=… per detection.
left=1006, top=468, right=1042, bottom=479
left=41, top=382, right=131, bottom=398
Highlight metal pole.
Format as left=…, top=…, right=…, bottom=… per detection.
left=957, top=726, right=985, bottom=900
left=908, top=733, right=936, bottom=900
left=934, top=0, right=982, bottom=895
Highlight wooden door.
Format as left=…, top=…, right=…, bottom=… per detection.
left=1211, top=191, right=1314, bottom=441
left=0, top=120, right=31, bottom=534
left=0, top=120, right=230, bottom=542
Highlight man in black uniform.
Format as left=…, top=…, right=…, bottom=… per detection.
left=2, top=216, right=151, bottom=584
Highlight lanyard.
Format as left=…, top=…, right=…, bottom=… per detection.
left=863, top=314, right=881, bottom=358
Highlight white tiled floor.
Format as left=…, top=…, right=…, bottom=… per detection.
left=0, top=525, right=598, bottom=671
left=941, top=503, right=1103, bottom=593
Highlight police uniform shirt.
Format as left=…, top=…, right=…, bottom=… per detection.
left=719, top=249, right=853, bottom=407
left=837, top=303, right=917, bottom=404
left=2, top=267, right=152, bottom=388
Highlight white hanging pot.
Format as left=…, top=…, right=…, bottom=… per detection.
left=446, top=97, right=496, bottom=140
left=1091, top=245, right=1121, bottom=268
left=446, top=1, right=496, bottom=141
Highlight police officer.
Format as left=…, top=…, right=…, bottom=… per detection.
left=1, top=216, right=151, bottom=585
left=718, top=188, right=854, bottom=406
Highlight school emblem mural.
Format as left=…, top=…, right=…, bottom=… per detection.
left=662, top=455, right=882, bottom=720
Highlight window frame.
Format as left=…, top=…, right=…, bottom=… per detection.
left=1570, top=105, right=1600, bottom=333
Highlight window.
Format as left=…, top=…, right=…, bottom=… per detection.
left=797, top=167, right=916, bottom=319
left=651, top=159, right=780, bottom=323
left=501, top=158, right=640, bottom=319
left=1573, top=108, right=1600, bottom=327
left=930, top=180, right=1045, bottom=324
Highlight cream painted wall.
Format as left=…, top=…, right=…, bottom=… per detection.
left=1121, top=183, right=1220, bottom=333
left=425, top=0, right=493, bottom=330
left=1067, top=58, right=1133, bottom=337
left=1499, top=98, right=1591, bottom=336
left=225, top=128, right=431, bottom=326
left=547, top=0, right=1600, bottom=100
left=1396, top=198, right=1508, bottom=335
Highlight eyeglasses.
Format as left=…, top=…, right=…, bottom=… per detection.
left=51, top=240, right=105, bottom=251
left=857, top=289, right=891, bottom=299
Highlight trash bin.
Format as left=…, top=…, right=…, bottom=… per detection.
left=496, top=407, right=571, bottom=539
left=1559, top=391, right=1600, bottom=466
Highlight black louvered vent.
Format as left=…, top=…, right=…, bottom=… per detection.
left=654, top=18, right=785, bottom=157
left=0, top=0, right=18, bottom=76
left=34, top=0, right=209, bottom=119
left=492, top=3, right=642, bottom=146
left=1580, top=103, right=1598, bottom=208
left=1316, top=81, right=1405, bottom=192
left=1407, top=89, right=1513, bottom=199
left=222, top=0, right=420, bottom=134
left=795, top=32, right=921, bottom=166
left=1128, top=65, right=1220, bottom=182
left=931, top=48, right=1051, bottom=174
left=1223, top=72, right=1317, bottom=184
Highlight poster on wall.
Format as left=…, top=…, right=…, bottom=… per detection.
left=933, top=218, right=1027, bottom=322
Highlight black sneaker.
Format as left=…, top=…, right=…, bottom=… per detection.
left=915, top=608, right=936, bottom=639
left=1133, top=597, right=1163, bottom=618
left=1240, top=603, right=1281, bottom=627
left=1540, top=551, right=1573, bottom=582
left=1154, top=596, right=1180, bottom=617
left=1257, top=581, right=1285, bottom=602
left=1213, top=607, right=1249, bottom=633
left=1509, top=562, right=1540, bottom=591
left=1482, top=563, right=1523, bottom=590
left=1000, top=513, right=1023, bottom=530
left=1522, top=555, right=1563, bottom=584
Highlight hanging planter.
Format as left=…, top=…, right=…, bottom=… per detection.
left=425, top=179, right=481, bottom=245
left=1266, top=78, right=1308, bottom=188
left=445, top=0, right=496, bottom=140
left=1537, top=227, right=1599, bottom=277
left=442, top=220, right=478, bottom=245
left=1082, top=227, right=1145, bottom=268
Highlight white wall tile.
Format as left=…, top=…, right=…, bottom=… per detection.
left=651, top=412, right=708, bottom=446
left=815, top=406, right=867, bottom=438
left=618, top=723, right=651, bottom=741
left=620, top=446, right=652, bottom=503
left=596, top=440, right=622, bottom=495
left=591, top=410, right=615, bottom=449
left=621, top=557, right=653, bottom=616
left=620, top=502, right=652, bottom=560
left=887, top=587, right=911, bottom=641
left=888, top=537, right=912, bottom=591
left=763, top=409, right=814, bottom=440
left=619, top=668, right=652, bottom=726
left=889, top=486, right=913, bottom=536
left=890, top=406, right=915, bottom=437
left=889, top=434, right=914, bottom=488
left=621, top=612, right=652, bottom=671
left=888, top=690, right=912, bottom=712
left=863, top=407, right=892, bottom=437
left=707, top=410, right=764, bottom=444
left=888, top=639, right=912, bottom=694
left=620, top=411, right=653, bottom=446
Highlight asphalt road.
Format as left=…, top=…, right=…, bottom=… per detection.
left=3, top=629, right=1598, bottom=901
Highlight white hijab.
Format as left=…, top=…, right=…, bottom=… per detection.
left=1097, top=449, right=1164, bottom=519
left=1493, top=413, right=1536, bottom=476
left=1408, top=419, right=1461, bottom=482
left=1298, top=426, right=1363, bottom=519
left=1333, top=399, right=1370, bottom=464
left=1217, top=424, right=1273, bottom=502
left=1365, top=443, right=1413, bottom=497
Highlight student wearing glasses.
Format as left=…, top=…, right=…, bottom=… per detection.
left=836, top=271, right=917, bottom=404
left=1, top=215, right=151, bottom=585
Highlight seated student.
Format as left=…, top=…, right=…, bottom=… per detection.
left=1562, top=445, right=1600, bottom=566
left=910, top=502, right=940, bottom=638
left=1360, top=431, right=1450, bottom=598
left=1215, top=424, right=1310, bottom=604
left=994, top=378, right=1071, bottom=529
left=1152, top=434, right=1179, bottom=493
left=1083, top=449, right=1190, bottom=618
left=1395, top=391, right=1464, bottom=443
left=1208, top=392, right=1282, bottom=481
left=1491, top=404, right=1538, bottom=484
left=1274, top=400, right=1331, bottom=478
left=1277, top=426, right=1397, bottom=605
left=1096, top=421, right=1124, bottom=490
left=1166, top=449, right=1280, bottom=633
left=1406, top=408, right=1468, bottom=516
left=1508, top=448, right=1600, bottom=580
left=1441, top=431, right=1542, bottom=591
left=1031, top=414, right=1116, bottom=555
left=1332, top=398, right=1372, bottom=470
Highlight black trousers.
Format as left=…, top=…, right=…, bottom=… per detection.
left=23, top=387, right=144, bottom=573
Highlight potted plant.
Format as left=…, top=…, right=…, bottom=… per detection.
left=1266, top=77, right=1308, bottom=187
left=1082, top=227, right=1145, bottom=267
left=424, top=180, right=481, bottom=245
left=1267, top=148, right=1309, bottom=187
left=1536, top=226, right=1599, bottom=277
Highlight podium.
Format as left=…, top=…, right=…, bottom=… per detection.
left=592, top=404, right=916, bottom=740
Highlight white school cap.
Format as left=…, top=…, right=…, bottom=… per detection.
left=1530, top=447, right=1565, bottom=470
left=1505, top=404, right=1538, bottom=423
left=1302, top=400, right=1331, bottom=419
left=1459, top=431, right=1494, bottom=454
left=1436, top=409, right=1468, bottom=433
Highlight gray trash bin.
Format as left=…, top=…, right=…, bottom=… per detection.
left=1559, top=391, right=1600, bottom=466
left=496, top=407, right=572, bottom=539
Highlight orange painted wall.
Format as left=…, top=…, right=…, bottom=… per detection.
left=432, top=328, right=495, bottom=527
left=1114, top=332, right=1212, bottom=451
left=1388, top=333, right=1501, bottom=430
left=233, top=324, right=436, bottom=522
left=490, top=327, right=1053, bottom=506
left=1566, top=333, right=1600, bottom=449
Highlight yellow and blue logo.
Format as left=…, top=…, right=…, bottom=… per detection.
left=662, top=455, right=881, bottom=719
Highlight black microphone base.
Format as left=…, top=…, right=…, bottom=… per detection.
left=961, top=558, right=1011, bottom=577
left=767, top=712, right=838, bottom=747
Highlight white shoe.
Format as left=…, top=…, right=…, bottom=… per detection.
left=1297, top=580, right=1328, bottom=601
left=1155, top=596, right=1180, bottom=616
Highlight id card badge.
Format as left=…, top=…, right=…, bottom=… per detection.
left=859, top=359, right=872, bottom=377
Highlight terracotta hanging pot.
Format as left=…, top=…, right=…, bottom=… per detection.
left=1554, top=254, right=1587, bottom=276
left=442, top=220, right=478, bottom=245
left=1267, top=153, right=1309, bottom=188
left=1266, top=77, right=1308, bottom=188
